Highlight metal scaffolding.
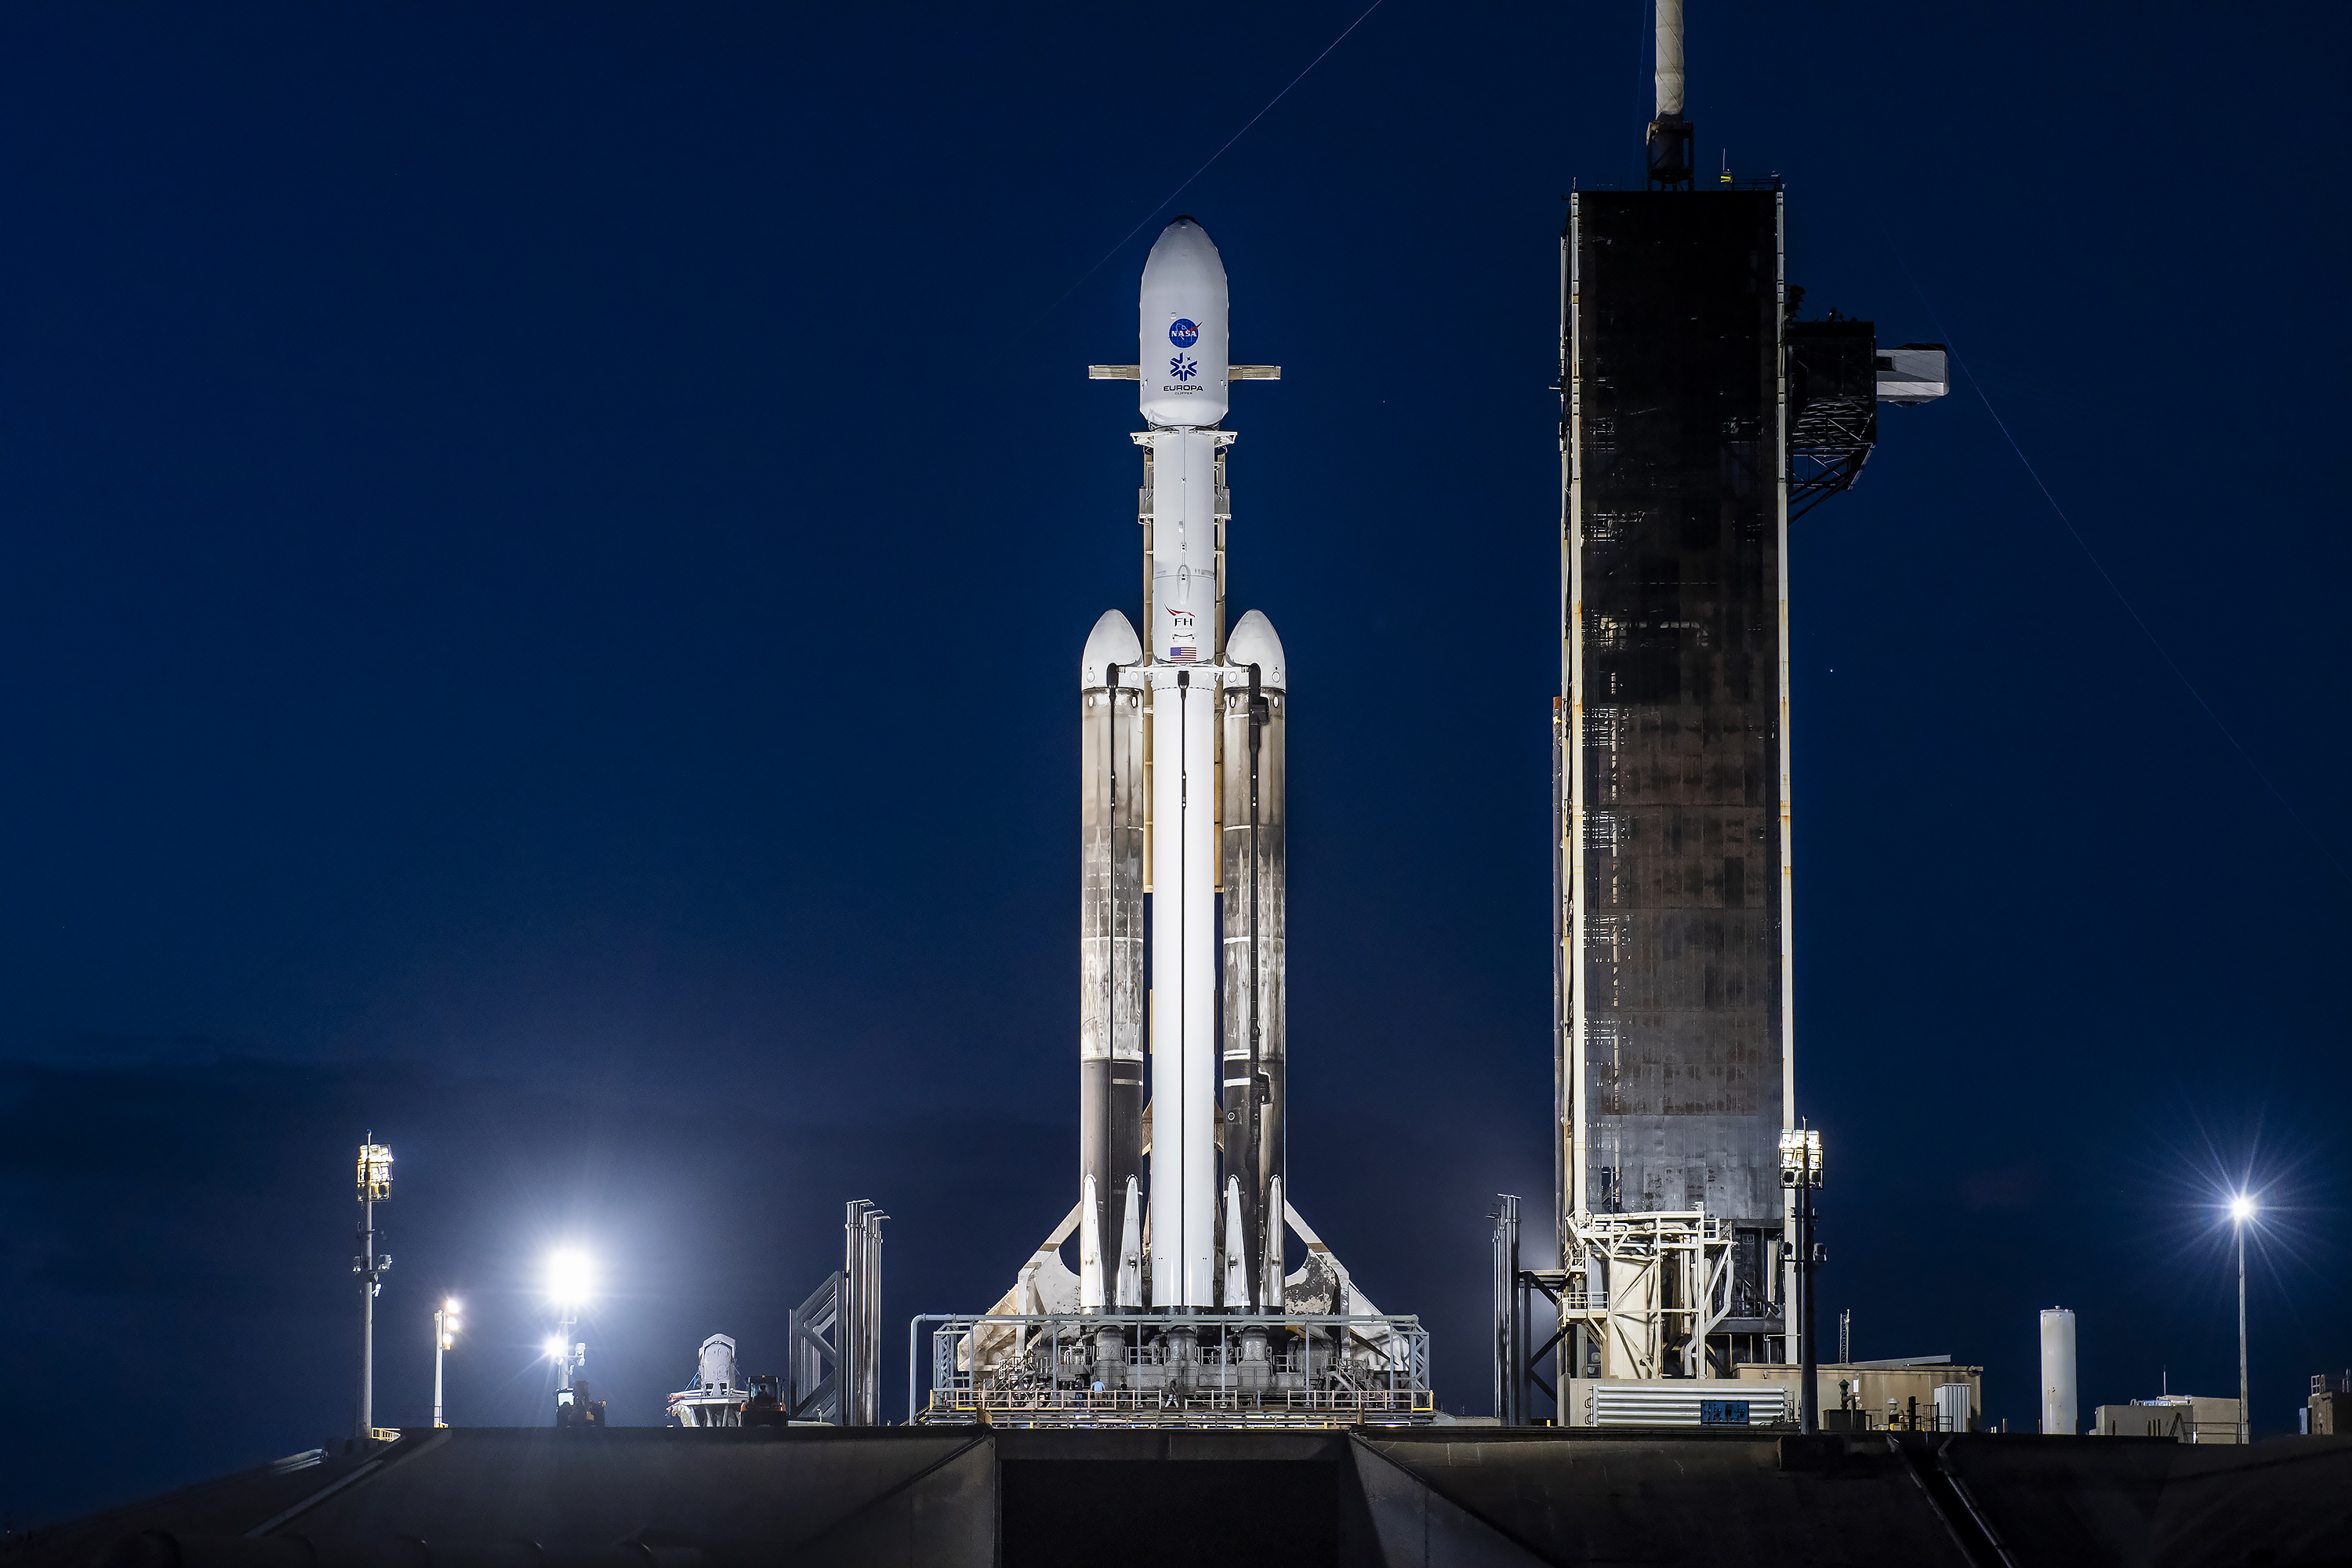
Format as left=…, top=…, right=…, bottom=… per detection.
left=910, top=1311, right=1433, bottom=1428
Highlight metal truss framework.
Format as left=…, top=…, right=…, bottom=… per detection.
left=1497, top=1200, right=1762, bottom=1420
left=911, top=1312, right=1435, bottom=1428
left=1785, top=318, right=1881, bottom=521
left=786, top=1199, right=887, bottom=1426
left=1787, top=390, right=1876, bottom=520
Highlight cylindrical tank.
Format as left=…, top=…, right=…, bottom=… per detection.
left=1079, top=609, right=1145, bottom=1311
left=1653, top=0, right=1685, bottom=118
left=1933, top=1381, right=1972, bottom=1434
left=2040, top=1308, right=2078, bottom=1435
left=1138, top=219, right=1229, bottom=430
left=696, top=1333, right=739, bottom=1392
left=1220, top=611, right=1287, bottom=1310
left=1149, top=662, right=1219, bottom=1308
left=1147, top=430, right=1218, bottom=666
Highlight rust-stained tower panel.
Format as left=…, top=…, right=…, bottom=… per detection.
left=1558, top=187, right=1794, bottom=1345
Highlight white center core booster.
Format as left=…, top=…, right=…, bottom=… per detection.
left=1142, top=218, right=1227, bottom=1310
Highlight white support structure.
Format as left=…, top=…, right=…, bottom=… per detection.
left=666, top=1333, right=747, bottom=1428
left=1555, top=1208, right=1736, bottom=1381
left=935, top=1199, right=1425, bottom=1426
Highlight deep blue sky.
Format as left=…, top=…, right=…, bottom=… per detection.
left=3, top=0, right=2347, bottom=1526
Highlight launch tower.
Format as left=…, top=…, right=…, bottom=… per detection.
left=1500, top=0, right=1945, bottom=1417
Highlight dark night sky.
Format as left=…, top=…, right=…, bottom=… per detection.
left=3, top=0, right=2347, bottom=1528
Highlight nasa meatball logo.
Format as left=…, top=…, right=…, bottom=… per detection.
left=1167, top=318, right=1200, bottom=349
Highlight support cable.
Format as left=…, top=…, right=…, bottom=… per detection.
left=1876, top=220, right=2343, bottom=877
left=1032, top=2, right=1386, bottom=323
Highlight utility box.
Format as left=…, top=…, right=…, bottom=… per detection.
left=2095, top=1403, right=2188, bottom=1439
left=2093, top=1396, right=2240, bottom=1442
left=1737, top=1360, right=1981, bottom=1431
left=1873, top=344, right=1949, bottom=404
left=1564, top=1377, right=1789, bottom=1427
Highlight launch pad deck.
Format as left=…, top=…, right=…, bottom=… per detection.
left=33, top=1425, right=2351, bottom=1568
left=912, top=1311, right=1435, bottom=1428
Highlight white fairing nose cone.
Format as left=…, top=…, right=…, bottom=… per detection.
left=1139, top=218, right=1229, bottom=428
left=1225, top=609, right=1286, bottom=690
left=1080, top=608, right=1142, bottom=688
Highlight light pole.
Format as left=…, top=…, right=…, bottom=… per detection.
left=352, top=1137, right=394, bottom=1440
left=1779, top=1124, right=1824, bottom=1434
left=433, top=1298, right=463, bottom=1428
left=546, top=1249, right=592, bottom=1395
left=2230, top=1193, right=2256, bottom=1444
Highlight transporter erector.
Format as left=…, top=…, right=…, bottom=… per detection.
left=913, top=219, right=1433, bottom=1425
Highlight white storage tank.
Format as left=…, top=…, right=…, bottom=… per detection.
left=698, top=1332, right=739, bottom=1391
left=2040, top=1308, right=2078, bottom=1435
left=666, top=1332, right=747, bottom=1428
left=1933, top=1381, right=1972, bottom=1433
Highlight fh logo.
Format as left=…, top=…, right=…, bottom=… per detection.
left=1169, top=355, right=1198, bottom=381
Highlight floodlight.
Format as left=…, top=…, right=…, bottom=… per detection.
left=2230, top=1194, right=2256, bottom=1224
left=356, top=1142, right=394, bottom=1202
left=1777, top=1127, right=1824, bottom=1189
left=543, top=1334, right=567, bottom=1359
left=546, top=1248, right=593, bottom=1307
left=445, top=1297, right=463, bottom=1313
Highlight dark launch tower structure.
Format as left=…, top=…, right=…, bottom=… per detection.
left=1555, top=182, right=1794, bottom=1340
left=1500, top=0, right=1944, bottom=1417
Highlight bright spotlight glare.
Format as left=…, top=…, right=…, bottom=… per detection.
left=543, top=1334, right=567, bottom=1359
left=445, top=1297, right=463, bottom=1312
left=546, top=1248, right=593, bottom=1305
left=2229, top=1194, right=2257, bottom=1224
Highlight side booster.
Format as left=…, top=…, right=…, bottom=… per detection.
left=1080, top=217, right=1287, bottom=1314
